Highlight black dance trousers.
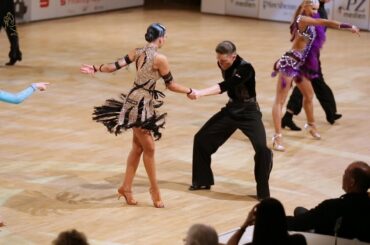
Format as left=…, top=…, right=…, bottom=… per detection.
left=191, top=102, right=273, bottom=198
left=286, top=75, right=337, bottom=119
left=0, top=0, right=21, bottom=54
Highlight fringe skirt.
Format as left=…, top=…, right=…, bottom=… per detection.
left=92, top=93, right=167, bottom=140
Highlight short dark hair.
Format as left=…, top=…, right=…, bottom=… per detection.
left=215, top=41, right=236, bottom=55
left=350, top=161, right=370, bottom=192
left=53, top=229, right=89, bottom=245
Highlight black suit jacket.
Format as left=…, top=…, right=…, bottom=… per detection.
left=287, top=193, right=370, bottom=242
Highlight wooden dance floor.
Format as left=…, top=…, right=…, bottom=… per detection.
left=1, top=7, right=369, bottom=244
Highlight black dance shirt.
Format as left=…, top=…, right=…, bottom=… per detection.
left=218, top=55, right=256, bottom=102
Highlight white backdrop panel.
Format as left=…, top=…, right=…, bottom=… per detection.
left=225, top=0, right=259, bottom=18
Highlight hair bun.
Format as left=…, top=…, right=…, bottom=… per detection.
left=145, top=32, right=154, bottom=42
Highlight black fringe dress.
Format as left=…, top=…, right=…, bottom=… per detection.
left=92, top=45, right=167, bottom=140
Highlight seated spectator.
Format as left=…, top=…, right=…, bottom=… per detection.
left=184, top=223, right=218, bottom=245
left=227, top=198, right=306, bottom=245
left=287, top=161, right=370, bottom=242
left=52, top=229, right=89, bottom=245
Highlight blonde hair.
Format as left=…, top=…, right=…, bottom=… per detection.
left=303, top=0, right=319, bottom=6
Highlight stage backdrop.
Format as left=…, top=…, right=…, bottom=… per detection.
left=201, top=0, right=369, bottom=30
left=333, top=0, right=370, bottom=30
left=201, top=0, right=226, bottom=14
left=225, top=0, right=259, bottom=18
left=14, top=0, right=143, bottom=22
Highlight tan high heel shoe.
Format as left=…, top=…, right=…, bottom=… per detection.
left=149, top=188, right=164, bottom=208
left=117, top=188, right=138, bottom=205
left=272, top=133, right=285, bottom=152
left=304, top=123, right=321, bottom=140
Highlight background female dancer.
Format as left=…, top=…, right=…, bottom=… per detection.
left=80, top=23, right=192, bottom=208
left=0, top=82, right=49, bottom=104
left=282, top=0, right=343, bottom=130
left=271, top=0, right=360, bottom=151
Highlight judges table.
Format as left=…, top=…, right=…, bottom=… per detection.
left=218, top=227, right=369, bottom=245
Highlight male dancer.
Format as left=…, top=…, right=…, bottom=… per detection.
left=0, top=0, right=22, bottom=65
left=282, top=0, right=341, bottom=130
left=188, top=41, right=273, bottom=200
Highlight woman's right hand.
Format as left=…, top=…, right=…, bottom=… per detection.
left=242, top=204, right=257, bottom=228
left=351, top=25, right=360, bottom=36
left=80, top=64, right=96, bottom=74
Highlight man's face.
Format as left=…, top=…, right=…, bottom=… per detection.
left=217, top=53, right=236, bottom=70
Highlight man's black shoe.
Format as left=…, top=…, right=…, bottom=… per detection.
left=282, top=116, right=301, bottom=131
left=327, top=114, right=341, bottom=125
left=188, top=185, right=211, bottom=191
left=334, top=114, right=342, bottom=121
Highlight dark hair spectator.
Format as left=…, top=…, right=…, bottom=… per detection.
left=227, top=198, right=306, bottom=245
left=52, top=229, right=89, bottom=245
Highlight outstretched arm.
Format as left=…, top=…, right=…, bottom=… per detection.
left=300, top=16, right=360, bottom=35
left=0, top=82, right=49, bottom=104
left=196, top=84, right=221, bottom=97
left=80, top=49, right=136, bottom=74
left=155, top=54, right=192, bottom=94
left=226, top=205, right=257, bottom=245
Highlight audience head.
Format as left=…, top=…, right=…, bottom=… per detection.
left=252, top=198, right=289, bottom=244
left=184, top=223, right=218, bottom=245
left=52, top=229, right=89, bottom=245
left=342, top=161, right=370, bottom=193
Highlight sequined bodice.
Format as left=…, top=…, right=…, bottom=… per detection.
left=296, top=15, right=316, bottom=41
left=134, top=45, right=161, bottom=88
left=291, top=15, right=317, bottom=64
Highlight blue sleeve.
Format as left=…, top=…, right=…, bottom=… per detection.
left=0, top=84, right=37, bottom=104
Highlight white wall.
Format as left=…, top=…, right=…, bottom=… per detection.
left=201, top=0, right=226, bottom=15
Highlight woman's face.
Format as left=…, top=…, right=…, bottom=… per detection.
left=157, top=35, right=167, bottom=48
left=304, top=1, right=320, bottom=16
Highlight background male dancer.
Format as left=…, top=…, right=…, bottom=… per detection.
left=188, top=41, right=273, bottom=200
left=282, top=0, right=341, bottom=130
left=0, top=0, right=22, bottom=65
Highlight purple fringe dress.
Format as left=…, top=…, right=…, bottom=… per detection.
left=272, top=14, right=326, bottom=86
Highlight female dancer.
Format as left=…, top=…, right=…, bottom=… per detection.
left=1, top=82, right=49, bottom=103
left=0, top=82, right=48, bottom=227
left=271, top=0, right=360, bottom=151
left=80, top=23, right=192, bottom=208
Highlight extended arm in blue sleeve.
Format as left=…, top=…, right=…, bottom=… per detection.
left=0, top=84, right=37, bottom=104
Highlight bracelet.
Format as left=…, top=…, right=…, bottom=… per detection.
left=339, top=23, right=352, bottom=29
left=114, top=61, right=122, bottom=70
left=99, top=64, right=104, bottom=72
left=93, top=65, right=97, bottom=73
left=187, top=88, right=192, bottom=95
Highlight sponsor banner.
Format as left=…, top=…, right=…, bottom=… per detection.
left=30, top=0, right=144, bottom=21
left=258, top=0, right=299, bottom=22
left=333, top=0, right=369, bottom=30
left=201, top=0, right=226, bottom=15
left=225, top=0, right=259, bottom=18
